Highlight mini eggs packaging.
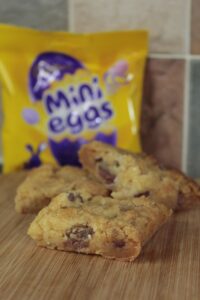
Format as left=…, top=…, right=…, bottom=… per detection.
left=0, top=24, right=148, bottom=172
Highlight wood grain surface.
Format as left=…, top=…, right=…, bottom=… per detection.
left=0, top=172, right=200, bottom=300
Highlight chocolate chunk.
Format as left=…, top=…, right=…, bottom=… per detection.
left=113, top=239, right=126, bottom=248
left=65, top=225, right=94, bottom=250
left=70, top=225, right=94, bottom=239
left=76, top=194, right=84, bottom=203
left=95, top=157, right=103, bottom=162
left=64, top=239, right=89, bottom=250
left=68, top=193, right=75, bottom=202
left=135, top=191, right=150, bottom=198
left=99, top=165, right=115, bottom=184
left=107, top=190, right=113, bottom=197
left=68, top=192, right=84, bottom=203
left=114, top=160, right=120, bottom=167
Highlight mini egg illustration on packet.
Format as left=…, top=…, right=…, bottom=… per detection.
left=104, top=60, right=134, bottom=94
left=22, top=108, right=39, bottom=125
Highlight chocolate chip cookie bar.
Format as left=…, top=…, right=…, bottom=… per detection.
left=79, top=141, right=200, bottom=210
left=15, top=164, right=108, bottom=214
left=28, top=190, right=171, bottom=261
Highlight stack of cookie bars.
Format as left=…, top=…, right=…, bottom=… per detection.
left=15, top=142, right=200, bottom=261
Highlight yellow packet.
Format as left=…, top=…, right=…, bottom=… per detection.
left=0, top=24, right=148, bottom=173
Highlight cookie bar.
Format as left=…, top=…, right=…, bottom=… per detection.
left=15, top=164, right=108, bottom=214
left=28, top=190, right=171, bottom=261
left=79, top=141, right=200, bottom=210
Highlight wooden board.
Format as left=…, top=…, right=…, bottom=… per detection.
left=0, top=172, right=200, bottom=300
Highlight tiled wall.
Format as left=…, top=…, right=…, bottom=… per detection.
left=0, top=0, right=200, bottom=176
left=69, top=0, right=200, bottom=175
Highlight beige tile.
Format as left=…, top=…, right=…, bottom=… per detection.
left=0, top=0, right=68, bottom=30
left=191, top=0, right=200, bottom=54
left=71, top=0, right=187, bottom=53
left=141, top=59, right=185, bottom=169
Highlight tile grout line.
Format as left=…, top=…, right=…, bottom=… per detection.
left=182, top=58, right=191, bottom=173
left=149, top=54, right=185, bottom=59
left=149, top=54, right=200, bottom=60
left=185, top=0, right=192, bottom=54
left=182, top=0, right=192, bottom=172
